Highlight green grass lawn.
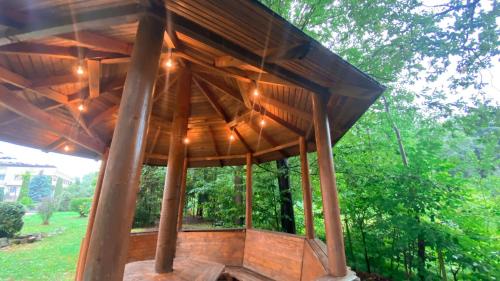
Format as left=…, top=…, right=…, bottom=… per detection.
left=0, top=212, right=88, bottom=281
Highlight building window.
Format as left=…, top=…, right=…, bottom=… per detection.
left=9, top=186, right=16, bottom=194
left=0, top=174, right=5, bottom=181
left=14, top=175, right=22, bottom=181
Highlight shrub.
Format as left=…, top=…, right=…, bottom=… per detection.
left=37, top=198, right=56, bottom=225
left=19, top=197, right=34, bottom=209
left=70, top=197, right=92, bottom=217
left=0, top=202, right=25, bottom=238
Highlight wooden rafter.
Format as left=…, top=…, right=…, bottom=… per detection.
left=193, top=77, right=253, bottom=153
left=171, top=13, right=330, bottom=97
left=89, top=105, right=119, bottom=128
left=0, top=85, right=104, bottom=154
left=253, top=104, right=305, bottom=136
left=254, top=93, right=312, bottom=122
left=43, top=137, right=66, bottom=152
left=66, top=105, right=103, bottom=145
left=246, top=118, right=288, bottom=158
left=87, top=60, right=101, bottom=99
left=195, top=73, right=243, bottom=103
left=263, top=42, right=311, bottom=63
left=57, top=31, right=133, bottom=56
left=0, top=102, right=64, bottom=127
left=32, top=74, right=83, bottom=88
left=0, top=42, right=125, bottom=60
left=0, top=4, right=139, bottom=47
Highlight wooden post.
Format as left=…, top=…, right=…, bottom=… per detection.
left=299, top=137, right=315, bottom=239
left=155, top=67, right=191, bottom=273
left=245, top=153, right=253, bottom=229
left=177, top=158, right=189, bottom=231
left=83, top=7, right=165, bottom=281
left=311, top=93, right=347, bottom=277
left=75, top=150, right=109, bottom=281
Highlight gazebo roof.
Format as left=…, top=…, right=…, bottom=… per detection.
left=0, top=0, right=385, bottom=167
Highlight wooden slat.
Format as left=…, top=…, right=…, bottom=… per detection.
left=0, top=85, right=104, bottom=154
left=58, top=31, right=133, bottom=56
left=87, top=60, right=101, bottom=99
left=0, top=4, right=140, bottom=46
left=0, top=42, right=124, bottom=60
left=264, top=42, right=311, bottom=63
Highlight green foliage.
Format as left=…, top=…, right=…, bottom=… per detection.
left=53, top=178, right=63, bottom=198
left=56, top=191, right=72, bottom=212
left=69, top=198, right=92, bottom=217
left=0, top=202, right=25, bottom=237
left=29, top=174, right=52, bottom=202
left=0, top=187, right=4, bottom=202
left=18, top=196, right=33, bottom=209
left=133, top=166, right=165, bottom=228
left=17, top=172, right=31, bottom=202
left=37, top=198, right=56, bottom=225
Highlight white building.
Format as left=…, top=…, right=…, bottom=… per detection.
left=0, top=153, right=73, bottom=202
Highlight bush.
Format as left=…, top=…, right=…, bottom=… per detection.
left=37, top=198, right=56, bottom=225
left=70, top=198, right=92, bottom=217
left=19, top=197, right=34, bottom=209
left=0, top=202, right=25, bottom=238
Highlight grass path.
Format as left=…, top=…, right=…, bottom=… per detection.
left=0, top=212, right=88, bottom=281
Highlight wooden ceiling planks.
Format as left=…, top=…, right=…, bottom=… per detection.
left=0, top=0, right=384, bottom=167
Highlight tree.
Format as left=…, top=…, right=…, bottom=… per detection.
left=276, top=159, right=296, bottom=234
left=17, top=172, right=31, bottom=202
left=70, top=198, right=92, bottom=217
left=133, top=166, right=165, bottom=228
left=53, top=178, right=63, bottom=198
left=0, top=202, right=25, bottom=237
left=29, top=174, right=52, bottom=202
left=37, top=198, right=55, bottom=225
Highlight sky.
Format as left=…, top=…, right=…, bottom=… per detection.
left=0, top=141, right=101, bottom=179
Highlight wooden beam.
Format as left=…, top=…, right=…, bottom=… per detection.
left=256, top=94, right=312, bottom=121
left=0, top=42, right=125, bottom=60
left=31, top=74, right=82, bottom=88
left=195, top=73, right=244, bottom=103
left=246, top=118, right=288, bottom=157
left=88, top=105, right=119, bottom=128
left=0, top=102, right=64, bottom=127
left=58, top=31, right=133, bottom=56
left=253, top=105, right=305, bottom=136
left=311, top=93, right=347, bottom=277
left=155, top=67, right=191, bottom=273
left=252, top=140, right=299, bottom=157
left=66, top=105, right=104, bottom=145
left=245, top=153, right=253, bottom=229
left=0, top=85, right=104, bottom=154
left=0, top=4, right=140, bottom=47
left=214, top=56, right=246, bottom=68
left=87, top=60, right=101, bottom=99
left=299, top=136, right=315, bottom=239
left=233, top=128, right=254, bottom=153
left=84, top=10, right=165, bottom=281
left=171, top=13, right=330, bottom=97
left=43, top=137, right=66, bottom=152
left=264, top=42, right=311, bottom=63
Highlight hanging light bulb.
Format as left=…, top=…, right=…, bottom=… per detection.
left=253, top=88, right=259, bottom=97
left=260, top=117, right=266, bottom=127
left=77, top=104, right=85, bottom=112
left=165, top=58, right=173, bottom=68
left=229, top=133, right=235, bottom=141
left=63, top=145, right=70, bottom=152
left=76, top=65, right=84, bottom=76
left=183, top=137, right=189, bottom=144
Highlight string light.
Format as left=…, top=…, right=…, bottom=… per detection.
left=76, top=65, right=84, bottom=76
left=63, top=145, right=70, bottom=152
left=229, top=133, right=235, bottom=141
left=260, top=117, right=266, bottom=127
left=165, top=58, right=173, bottom=68
left=183, top=137, right=189, bottom=144
left=252, top=88, right=259, bottom=97
left=77, top=104, right=85, bottom=112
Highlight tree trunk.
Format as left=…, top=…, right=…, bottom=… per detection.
left=417, top=233, right=426, bottom=281
left=344, top=215, right=356, bottom=268
left=358, top=218, right=371, bottom=273
left=438, top=248, right=448, bottom=281
left=233, top=166, right=244, bottom=225
left=276, top=158, right=296, bottom=234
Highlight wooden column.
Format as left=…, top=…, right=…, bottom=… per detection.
left=177, top=159, right=189, bottom=231
left=83, top=7, right=165, bottom=281
left=155, top=67, right=191, bottom=273
left=75, top=150, right=108, bottom=281
left=245, top=153, right=253, bottom=229
left=299, top=137, right=315, bottom=239
left=311, top=93, right=347, bottom=277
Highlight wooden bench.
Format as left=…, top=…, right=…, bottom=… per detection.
left=220, top=266, right=274, bottom=281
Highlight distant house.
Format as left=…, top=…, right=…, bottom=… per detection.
left=0, top=153, right=73, bottom=201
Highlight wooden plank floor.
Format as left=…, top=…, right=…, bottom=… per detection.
left=222, top=266, right=274, bottom=281
left=124, top=258, right=225, bottom=281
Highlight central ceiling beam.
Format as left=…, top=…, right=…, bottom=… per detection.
left=0, top=42, right=126, bottom=60
left=0, top=85, right=104, bottom=154
left=170, top=13, right=330, bottom=98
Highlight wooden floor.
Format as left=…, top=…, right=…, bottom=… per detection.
left=124, top=258, right=224, bottom=281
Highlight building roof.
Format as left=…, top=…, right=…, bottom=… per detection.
left=0, top=0, right=385, bottom=167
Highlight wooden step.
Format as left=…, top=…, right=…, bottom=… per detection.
left=221, top=266, right=274, bottom=281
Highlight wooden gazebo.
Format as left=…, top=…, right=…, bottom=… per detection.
left=0, top=1, right=384, bottom=280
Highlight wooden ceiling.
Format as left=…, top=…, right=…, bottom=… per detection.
left=0, top=0, right=385, bottom=167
